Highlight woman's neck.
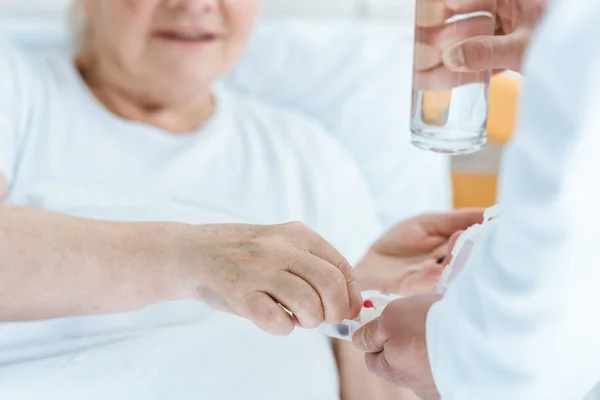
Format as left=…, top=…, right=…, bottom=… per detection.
left=75, top=53, right=215, bottom=134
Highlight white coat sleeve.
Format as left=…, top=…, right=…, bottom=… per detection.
left=426, top=0, right=600, bottom=398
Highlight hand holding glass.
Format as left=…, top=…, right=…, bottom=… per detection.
left=411, top=0, right=497, bottom=155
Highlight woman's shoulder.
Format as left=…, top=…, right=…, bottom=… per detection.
left=0, top=38, right=44, bottom=77
left=0, top=38, right=31, bottom=84
left=0, top=37, right=26, bottom=59
left=0, top=38, right=72, bottom=99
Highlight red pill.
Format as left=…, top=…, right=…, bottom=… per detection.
left=363, top=300, right=375, bottom=309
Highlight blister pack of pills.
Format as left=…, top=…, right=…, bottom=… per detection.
left=322, top=291, right=402, bottom=340
left=322, top=205, right=499, bottom=341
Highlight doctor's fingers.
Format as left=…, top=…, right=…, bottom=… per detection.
left=439, top=230, right=465, bottom=268
left=407, top=261, right=446, bottom=293
left=415, top=15, right=495, bottom=71
left=416, top=0, right=496, bottom=28
left=364, top=351, right=410, bottom=387
left=418, top=209, right=484, bottom=239
left=365, top=353, right=443, bottom=400
left=448, top=230, right=465, bottom=249
left=353, top=316, right=389, bottom=354
left=443, top=27, right=530, bottom=72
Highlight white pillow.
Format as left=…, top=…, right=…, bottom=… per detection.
left=0, top=18, right=452, bottom=227
left=0, top=19, right=71, bottom=52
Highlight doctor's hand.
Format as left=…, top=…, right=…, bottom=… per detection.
left=179, top=222, right=362, bottom=336
left=353, top=295, right=443, bottom=400
left=415, top=0, right=547, bottom=90
left=356, top=209, right=483, bottom=296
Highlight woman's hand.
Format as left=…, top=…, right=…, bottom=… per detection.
left=176, top=222, right=363, bottom=336
left=356, top=210, right=483, bottom=296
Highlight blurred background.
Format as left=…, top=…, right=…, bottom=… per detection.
left=0, top=0, right=521, bottom=210
left=0, top=0, right=416, bottom=20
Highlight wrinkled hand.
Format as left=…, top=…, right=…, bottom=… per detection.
left=414, top=0, right=547, bottom=90
left=178, top=222, right=362, bottom=336
left=353, top=295, right=443, bottom=400
left=356, top=209, right=483, bottom=296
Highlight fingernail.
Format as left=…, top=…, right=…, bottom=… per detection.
left=443, top=46, right=466, bottom=70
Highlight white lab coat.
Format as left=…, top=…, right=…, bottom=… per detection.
left=427, top=0, right=600, bottom=398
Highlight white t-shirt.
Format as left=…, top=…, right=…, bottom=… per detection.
left=0, top=41, right=382, bottom=400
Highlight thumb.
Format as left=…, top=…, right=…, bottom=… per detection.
left=442, top=31, right=527, bottom=72
left=352, top=317, right=386, bottom=353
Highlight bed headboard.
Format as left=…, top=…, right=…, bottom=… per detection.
left=0, top=0, right=416, bottom=23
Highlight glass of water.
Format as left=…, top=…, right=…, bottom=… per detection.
left=411, top=1, right=497, bottom=155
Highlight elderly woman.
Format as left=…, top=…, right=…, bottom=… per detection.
left=0, top=0, right=480, bottom=399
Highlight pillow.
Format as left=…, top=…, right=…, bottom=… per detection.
left=0, top=17, right=452, bottom=228
left=0, top=19, right=71, bottom=52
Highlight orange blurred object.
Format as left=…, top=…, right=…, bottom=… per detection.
left=453, top=174, right=498, bottom=208
left=422, top=90, right=453, bottom=125
left=452, top=73, right=521, bottom=208
left=487, top=73, right=521, bottom=145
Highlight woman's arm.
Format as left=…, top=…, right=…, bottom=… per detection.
left=0, top=186, right=362, bottom=335
left=0, top=200, right=187, bottom=321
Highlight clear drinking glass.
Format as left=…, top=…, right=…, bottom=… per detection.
left=411, top=2, right=497, bottom=155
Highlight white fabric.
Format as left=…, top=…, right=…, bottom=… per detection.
left=0, top=1, right=69, bottom=19
left=0, top=0, right=408, bottom=20
left=0, top=0, right=356, bottom=19
left=0, top=18, right=452, bottom=228
left=427, top=0, right=600, bottom=398
left=227, top=20, right=452, bottom=226
left=0, top=41, right=382, bottom=399
left=0, top=19, right=71, bottom=52
left=0, top=39, right=25, bottom=182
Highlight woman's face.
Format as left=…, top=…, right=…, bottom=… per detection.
left=82, top=0, right=260, bottom=90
